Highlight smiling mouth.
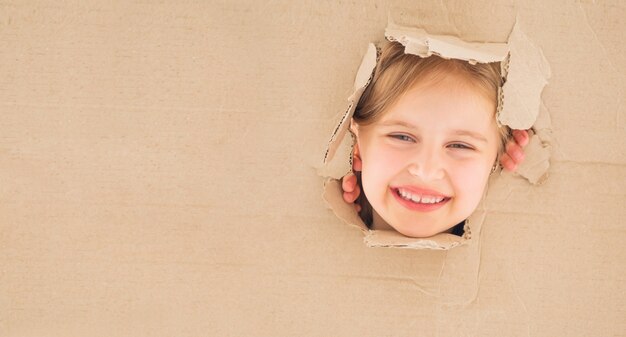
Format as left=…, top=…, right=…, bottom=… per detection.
left=394, top=188, right=451, bottom=205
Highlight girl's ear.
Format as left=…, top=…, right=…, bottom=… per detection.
left=349, top=118, right=358, bottom=136
left=352, top=141, right=362, bottom=172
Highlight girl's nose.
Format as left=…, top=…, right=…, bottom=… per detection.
left=407, top=151, right=445, bottom=181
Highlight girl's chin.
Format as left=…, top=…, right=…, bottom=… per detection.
left=387, top=216, right=460, bottom=237
left=393, top=225, right=441, bottom=238
left=372, top=207, right=464, bottom=237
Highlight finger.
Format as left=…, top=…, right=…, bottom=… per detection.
left=342, top=173, right=357, bottom=193
left=500, top=153, right=518, bottom=172
left=343, top=191, right=355, bottom=204
left=506, top=142, right=525, bottom=163
left=343, top=183, right=361, bottom=203
left=343, top=191, right=358, bottom=204
left=511, top=129, right=529, bottom=147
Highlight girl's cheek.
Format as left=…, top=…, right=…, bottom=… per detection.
left=448, top=161, right=491, bottom=192
left=373, top=145, right=407, bottom=168
left=363, top=146, right=405, bottom=187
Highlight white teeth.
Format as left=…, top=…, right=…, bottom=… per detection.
left=397, top=188, right=446, bottom=204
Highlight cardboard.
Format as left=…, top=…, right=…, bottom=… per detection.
left=322, top=20, right=551, bottom=249
left=1, top=1, right=624, bottom=336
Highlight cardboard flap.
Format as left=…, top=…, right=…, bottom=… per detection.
left=323, top=43, right=377, bottom=171
left=385, top=22, right=509, bottom=63
left=499, top=21, right=552, bottom=129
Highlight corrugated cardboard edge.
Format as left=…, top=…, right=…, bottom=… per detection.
left=320, top=21, right=552, bottom=249
left=363, top=230, right=462, bottom=250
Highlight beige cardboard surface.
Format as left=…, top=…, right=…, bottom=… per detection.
left=1, top=1, right=624, bottom=336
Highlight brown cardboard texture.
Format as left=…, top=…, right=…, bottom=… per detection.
left=322, top=21, right=551, bottom=249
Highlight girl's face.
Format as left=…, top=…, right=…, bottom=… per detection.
left=352, top=73, right=500, bottom=238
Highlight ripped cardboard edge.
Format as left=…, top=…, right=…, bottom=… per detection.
left=320, top=20, right=551, bottom=250
left=384, top=21, right=509, bottom=64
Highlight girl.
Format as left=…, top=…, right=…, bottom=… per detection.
left=341, top=41, right=529, bottom=238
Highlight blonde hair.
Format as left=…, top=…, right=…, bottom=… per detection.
left=353, top=41, right=511, bottom=227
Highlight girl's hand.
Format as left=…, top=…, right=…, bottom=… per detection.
left=340, top=129, right=531, bottom=208
left=500, top=129, right=530, bottom=172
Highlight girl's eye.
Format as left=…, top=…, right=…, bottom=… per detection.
left=448, top=143, right=473, bottom=150
left=389, top=134, right=415, bottom=143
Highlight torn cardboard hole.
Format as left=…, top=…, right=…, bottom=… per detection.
left=320, top=21, right=551, bottom=250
